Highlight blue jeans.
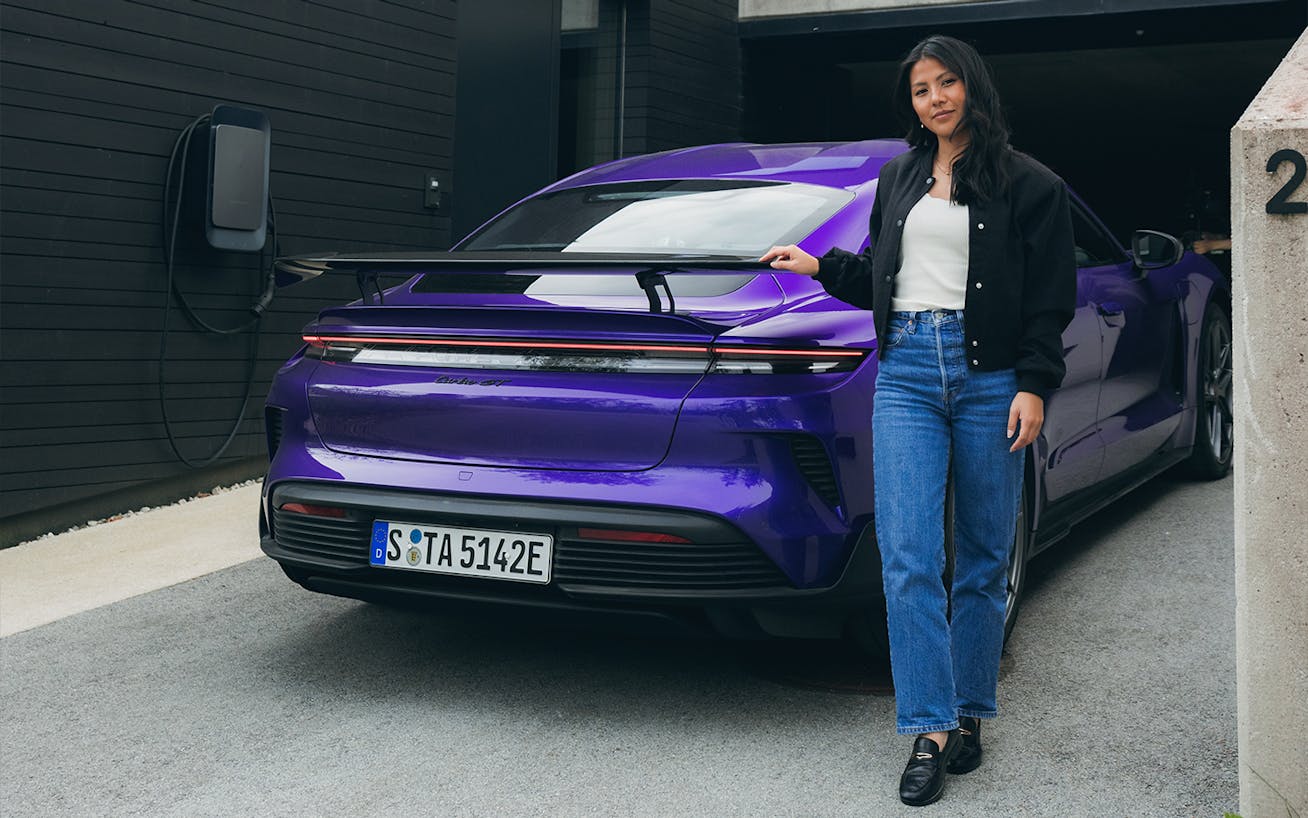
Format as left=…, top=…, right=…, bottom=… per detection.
left=872, top=310, right=1025, bottom=735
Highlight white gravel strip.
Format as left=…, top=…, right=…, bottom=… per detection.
left=0, top=480, right=264, bottom=637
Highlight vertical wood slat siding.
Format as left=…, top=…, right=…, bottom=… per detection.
left=621, top=0, right=741, bottom=157
left=0, top=0, right=457, bottom=537
left=564, top=0, right=741, bottom=172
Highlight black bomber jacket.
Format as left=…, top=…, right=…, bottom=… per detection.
left=816, top=146, right=1077, bottom=400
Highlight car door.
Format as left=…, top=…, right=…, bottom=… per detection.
left=1075, top=202, right=1186, bottom=484
left=1040, top=208, right=1106, bottom=506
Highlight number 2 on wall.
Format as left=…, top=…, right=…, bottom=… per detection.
left=1266, top=149, right=1308, bottom=215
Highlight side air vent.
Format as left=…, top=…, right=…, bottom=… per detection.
left=265, top=407, right=285, bottom=459
left=788, top=435, right=841, bottom=508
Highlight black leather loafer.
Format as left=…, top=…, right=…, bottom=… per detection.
left=898, top=729, right=961, bottom=807
left=947, top=716, right=983, bottom=775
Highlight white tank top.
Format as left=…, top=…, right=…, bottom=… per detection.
left=891, top=193, right=970, bottom=312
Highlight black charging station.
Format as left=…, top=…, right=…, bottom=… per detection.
left=160, top=103, right=275, bottom=468
left=196, top=104, right=271, bottom=251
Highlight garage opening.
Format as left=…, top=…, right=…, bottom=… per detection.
left=742, top=0, right=1305, bottom=251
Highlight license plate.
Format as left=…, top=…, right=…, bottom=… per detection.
left=369, top=520, right=552, bottom=584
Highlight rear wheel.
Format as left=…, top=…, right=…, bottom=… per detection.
left=279, top=563, right=310, bottom=586
left=1186, top=303, right=1233, bottom=480
left=851, top=472, right=1031, bottom=657
left=947, top=470, right=1031, bottom=643
left=1002, top=479, right=1031, bottom=643
left=847, top=521, right=891, bottom=662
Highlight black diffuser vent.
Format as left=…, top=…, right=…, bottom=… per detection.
left=553, top=537, right=788, bottom=590
left=789, top=436, right=841, bottom=508
left=272, top=507, right=371, bottom=564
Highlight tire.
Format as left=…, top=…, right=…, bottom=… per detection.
left=279, top=562, right=310, bottom=586
left=1002, top=478, right=1031, bottom=643
left=847, top=521, right=891, bottom=662
left=947, top=469, right=1030, bottom=644
left=1185, top=303, right=1234, bottom=480
left=851, top=471, right=1030, bottom=657
left=849, top=594, right=891, bottom=663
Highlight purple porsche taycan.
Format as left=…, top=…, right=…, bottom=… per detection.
left=260, top=140, right=1231, bottom=652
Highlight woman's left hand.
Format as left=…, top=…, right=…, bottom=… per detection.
left=1007, top=391, right=1044, bottom=452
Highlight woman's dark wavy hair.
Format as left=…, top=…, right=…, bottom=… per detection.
left=893, top=35, right=1011, bottom=204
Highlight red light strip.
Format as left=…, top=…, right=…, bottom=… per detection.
left=303, top=334, right=866, bottom=358
left=304, top=335, right=709, bottom=354
left=576, top=527, right=692, bottom=544
left=280, top=502, right=347, bottom=518
left=713, top=347, right=865, bottom=358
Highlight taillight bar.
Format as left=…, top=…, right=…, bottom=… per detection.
left=301, top=334, right=868, bottom=375
left=714, top=346, right=864, bottom=358
left=304, top=335, right=709, bottom=354
left=302, top=334, right=865, bottom=359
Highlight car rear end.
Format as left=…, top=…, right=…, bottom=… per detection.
left=261, top=145, right=900, bottom=641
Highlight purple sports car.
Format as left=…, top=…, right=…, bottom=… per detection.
left=260, top=140, right=1231, bottom=653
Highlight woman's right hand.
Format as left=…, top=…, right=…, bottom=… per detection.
left=759, top=245, right=820, bottom=277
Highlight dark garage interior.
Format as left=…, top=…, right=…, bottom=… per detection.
left=741, top=0, right=1305, bottom=244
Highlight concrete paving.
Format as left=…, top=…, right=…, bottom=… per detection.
left=0, top=472, right=1236, bottom=816
left=0, top=482, right=263, bottom=637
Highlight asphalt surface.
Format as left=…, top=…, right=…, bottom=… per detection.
left=0, top=472, right=1236, bottom=817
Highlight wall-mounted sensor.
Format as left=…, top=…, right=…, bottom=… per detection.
left=425, top=173, right=441, bottom=209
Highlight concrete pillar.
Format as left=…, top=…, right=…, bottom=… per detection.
left=1231, top=28, right=1308, bottom=818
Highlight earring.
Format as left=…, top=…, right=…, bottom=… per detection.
left=919, top=123, right=925, bottom=129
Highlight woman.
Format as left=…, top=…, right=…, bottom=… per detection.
left=761, top=35, right=1075, bottom=806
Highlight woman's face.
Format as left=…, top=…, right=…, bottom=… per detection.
left=909, top=56, right=966, bottom=141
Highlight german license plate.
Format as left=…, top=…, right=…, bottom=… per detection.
left=370, top=520, right=552, bottom=584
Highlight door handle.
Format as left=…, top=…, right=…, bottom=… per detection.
left=1097, top=301, right=1125, bottom=327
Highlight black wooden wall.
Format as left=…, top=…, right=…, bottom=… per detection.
left=560, top=0, right=740, bottom=175
left=623, top=0, right=740, bottom=156
left=0, top=0, right=458, bottom=543
left=0, top=0, right=744, bottom=546
left=452, top=0, right=561, bottom=241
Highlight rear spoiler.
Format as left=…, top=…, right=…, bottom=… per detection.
left=274, top=251, right=774, bottom=314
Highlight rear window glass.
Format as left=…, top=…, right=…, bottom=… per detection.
left=457, top=179, right=853, bottom=257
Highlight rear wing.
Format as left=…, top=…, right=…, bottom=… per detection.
left=274, top=251, right=774, bottom=314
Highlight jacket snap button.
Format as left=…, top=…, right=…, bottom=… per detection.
left=884, top=276, right=892, bottom=282
left=972, top=359, right=979, bottom=366
left=971, top=340, right=978, bottom=347
left=977, top=223, right=985, bottom=229
left=896, top=219, right=903, bottom=227
left=975, top=282, right=983, bottom=289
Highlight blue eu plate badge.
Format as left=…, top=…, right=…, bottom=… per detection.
left=370, top=522, right=388, bottom=566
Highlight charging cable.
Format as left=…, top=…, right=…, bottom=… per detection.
left=158, top=113, right=277, bottom=468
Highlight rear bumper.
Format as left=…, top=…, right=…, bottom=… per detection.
left=261, top=481, right=885, bottom=640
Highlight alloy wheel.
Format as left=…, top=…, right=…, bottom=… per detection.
left=1203, top=317, right=1234, bottom=463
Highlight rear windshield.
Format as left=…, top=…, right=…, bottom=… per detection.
left=413, top=272, right=756, bottom=297
left=458, top=179, right=853, bottom=257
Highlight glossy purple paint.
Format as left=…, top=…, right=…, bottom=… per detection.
left=260, top=140, right=1229, bottom=642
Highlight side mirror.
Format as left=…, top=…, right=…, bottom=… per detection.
left=1131, top=229, right=1182, bottom=271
